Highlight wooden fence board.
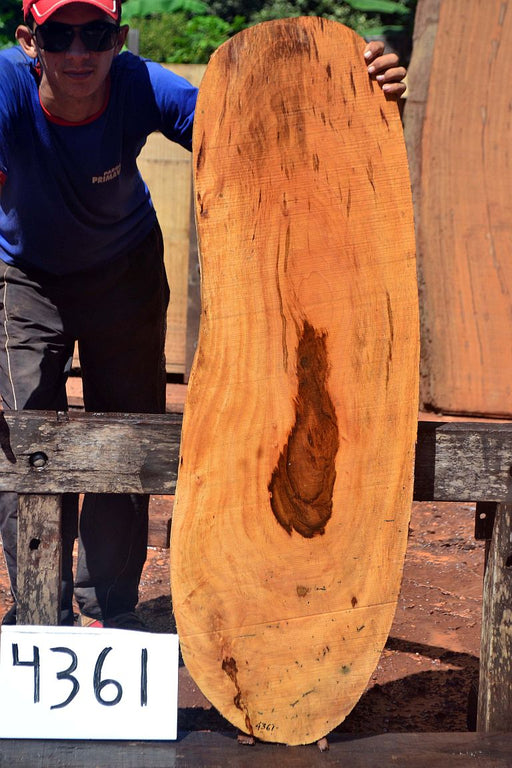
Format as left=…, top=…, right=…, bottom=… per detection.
left=0, top=411, right=182, bottom=495
left=3, top=413, right=512, bottom=503
left=413, top=421, right=512, bottom=502
left=17, top=494, right=62, bottom=625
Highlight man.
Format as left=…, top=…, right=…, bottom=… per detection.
left=0, top=0, right=406, bottom=628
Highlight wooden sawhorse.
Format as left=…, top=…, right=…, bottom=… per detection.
left=0, top=411, right=511, bottom=735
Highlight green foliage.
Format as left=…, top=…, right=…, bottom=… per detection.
left=249, top=0, right=370, bottom=28
left=0, top=0, right=417, bottom=59
left=345, top=0, right=409, bottom=13
left=122, top=0, right=231, bottom=62
left=168, top=13, right=241, bottom=61
left=121, top=0, right=209, bottom=21
left=205, top=0, right=265, bottom=24
left=247, top=0, right=415, bottom=37
left=204, top=0, right=417, bottom=38
left=129, top=10, right=241, bottom=62
left=0, top=0, right=23, bottom=48
left=343, top=0, right=415, bottom=37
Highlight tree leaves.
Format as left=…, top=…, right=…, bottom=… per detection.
left=121, top=0, right=209, bottom=21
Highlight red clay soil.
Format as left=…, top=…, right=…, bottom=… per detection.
left=0, top=378, right=486, bottom=737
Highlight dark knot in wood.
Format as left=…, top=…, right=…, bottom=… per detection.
left=269, top=320, right=339, bottom=538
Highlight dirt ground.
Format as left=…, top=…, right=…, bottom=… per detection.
left=0, top=379, right=487, bottom=738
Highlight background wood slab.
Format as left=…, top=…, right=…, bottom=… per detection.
left=171, top=17, right=419, bottom=745
left=405, top=0, right=512, bottom=416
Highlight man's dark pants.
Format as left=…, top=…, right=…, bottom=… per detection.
left=0, top=223, right=169, bottom=623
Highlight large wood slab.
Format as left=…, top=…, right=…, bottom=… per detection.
left=405, top=0, right=512, bottom=416
left=171, top=17, right=419, bottom=745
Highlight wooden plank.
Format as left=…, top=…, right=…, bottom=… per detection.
left=137, top=64, right=205, bottom=375
left=478, top=503, right=512, bottom=732
left=0, top=411, right=181, bottom=494
left=139, top=129, right=190, bottom=376
left=406, top=0, right=512, bottom=415
left=3, top=409, right=512, bottom=735
left=17, top=494, right=62, bottom=625
left=0, top=731, right=512, bottom=767
left=403, top=0, right=441, bottom=215
left=2, top=413, right=512, bottom=503
left=172, top=18, right=419, bottom=745
left=413, top=421, right=512, bottom=502
left=402, top=0, right=441, bottom=414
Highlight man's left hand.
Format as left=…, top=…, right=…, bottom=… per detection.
left=364, top=40, right=407, bottom=98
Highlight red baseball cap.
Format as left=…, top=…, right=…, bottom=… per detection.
left=23, top=0, right=120, bottom=24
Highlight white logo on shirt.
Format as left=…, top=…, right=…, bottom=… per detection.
left=92, top=164, right=121, bottom=184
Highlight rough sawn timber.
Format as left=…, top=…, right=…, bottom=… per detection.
left=171, top=18, right=419, bottom=745
left=405, top=0, right=512, bottom=416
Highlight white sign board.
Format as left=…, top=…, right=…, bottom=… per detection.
left=0, top=626, right=179, bottom=740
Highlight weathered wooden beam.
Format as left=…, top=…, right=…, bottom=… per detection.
left=17, top=494, right=62, bottom=626
left=2, top=414, right=512, bottom=503
left=413, top=421, right=512, bottom=502
left=0, top=730, right=512, bottom=767
left=478, top=503, right=512, bottom=732
left=0, top=411, right=182, bottom=495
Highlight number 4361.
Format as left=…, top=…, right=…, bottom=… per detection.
left=12, top=644, right=148, bottom=709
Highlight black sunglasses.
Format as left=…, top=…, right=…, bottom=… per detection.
left=33, top=20, right=120, bottom=53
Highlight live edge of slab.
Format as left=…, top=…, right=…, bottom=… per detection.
left=0, top=731, right=511, bottom=767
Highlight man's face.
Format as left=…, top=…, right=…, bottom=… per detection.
left=33, top=3, right=125, bottom=111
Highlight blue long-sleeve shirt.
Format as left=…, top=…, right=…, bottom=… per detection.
left=0, top=47, right=198, bottom=274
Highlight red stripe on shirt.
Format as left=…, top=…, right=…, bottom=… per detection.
left=39, top=78, right=111, bottom=126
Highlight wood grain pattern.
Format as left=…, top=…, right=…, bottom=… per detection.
left=409, top=0, right=512, bottom=415
left=403, top=0, right=441, bottom=215
left=171, top=18, right=418, bottom=745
